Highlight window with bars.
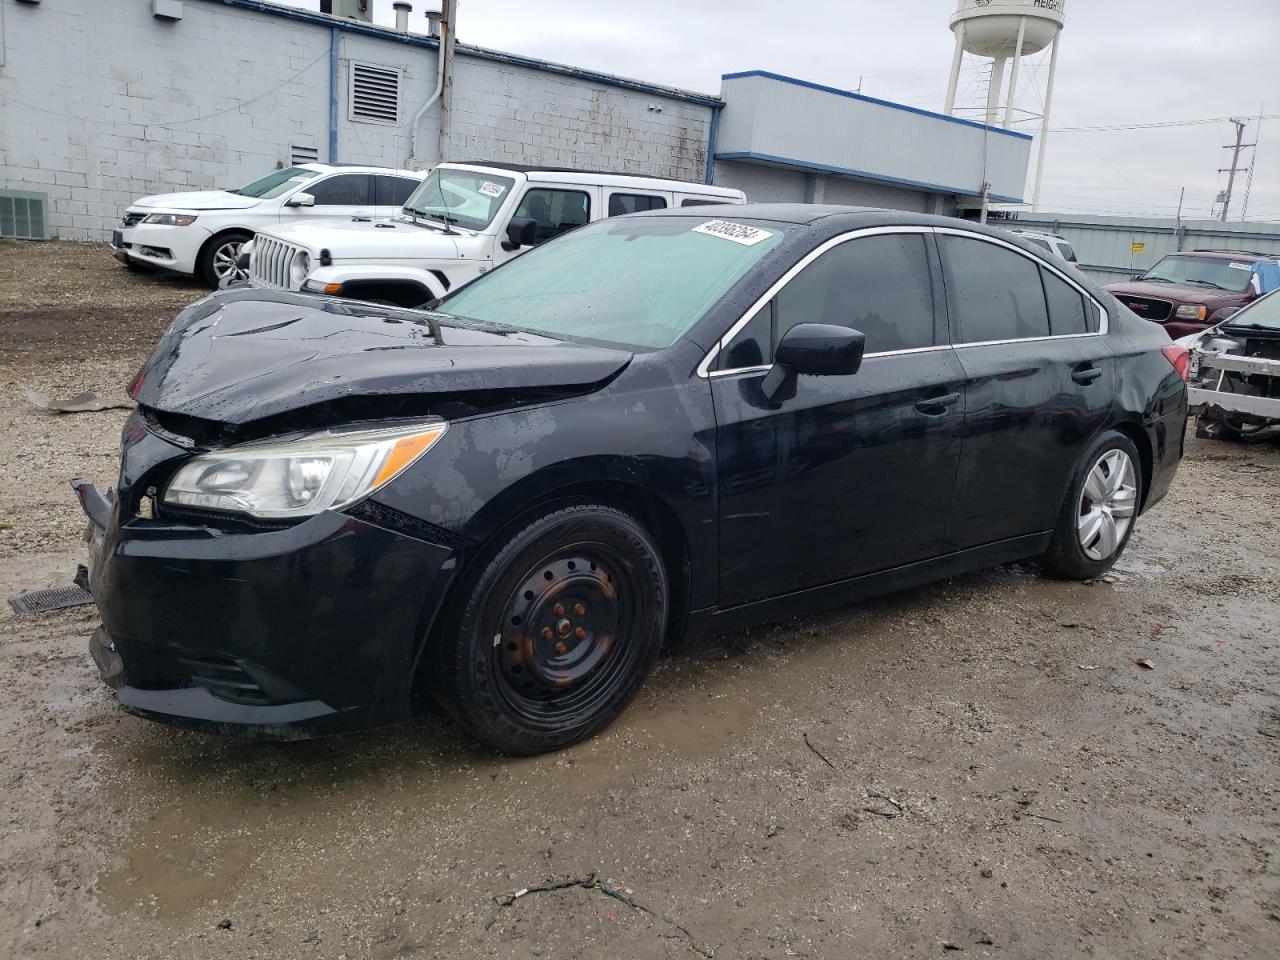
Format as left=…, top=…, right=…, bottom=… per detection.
left=0, top=190, right=49, bottom=240
left=349, top=62, right=401, bottom=124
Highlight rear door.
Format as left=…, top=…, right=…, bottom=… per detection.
left=606, top=191, right=669, bottom=218
left=938, top=230, right=1114, bottom=549
left=373, top=174, right=420, bottom=217
left=711, top=228, right=967, bottom=605
left=289, top=173, right=376, bottom=220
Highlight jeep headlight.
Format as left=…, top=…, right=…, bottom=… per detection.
left=288, top=250, right=311, bottom=288
left=142, top=213, right=198, bottom=226
left=1175, top=304, right=1207, bottom=321
left=163, top=420, right=447, bottom=519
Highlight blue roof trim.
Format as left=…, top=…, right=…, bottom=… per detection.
left=714, top=151, right=1024, bottom=204
left=205, top=1, right=723, bottom=108
left=721, top=69, right=1034, bottom=142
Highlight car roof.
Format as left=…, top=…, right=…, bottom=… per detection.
left=444, top=161, right=743, bottom=197
left=1172, top=250, right=1271, bottom=261
left=1011, top=229, right=1067, bottom=242
left=297, top=163, right=424, bottom=178
left=631, top=203, right=1014, bottom=232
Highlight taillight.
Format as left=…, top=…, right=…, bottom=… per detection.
left=1161, top=344, right=1191, bottom=382
left=127, top=365, right=146, bottom=399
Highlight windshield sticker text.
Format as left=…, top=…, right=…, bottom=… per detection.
left=1228, top=262, right=1251, bottom=270
left=478, top=181, right=507, bottom=198
left=693, top=220, right=773, bottom=247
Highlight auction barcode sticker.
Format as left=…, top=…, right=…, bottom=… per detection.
left=478, top=181, right=507, bottom=198
left=693, top=220, right=773, bottom=246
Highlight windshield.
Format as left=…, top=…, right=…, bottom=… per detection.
left=438, top=216, right=787, bottom=349
left=402, top=168, right=515, bottom=231
left=1224, top=289, right=1280, bottom=330
left=236, top=167, right=322, bottom=199
left=1141, top=255, right=1254, bottom=293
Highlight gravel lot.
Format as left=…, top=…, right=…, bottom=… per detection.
left=2, top=240, right=1278, bottom=960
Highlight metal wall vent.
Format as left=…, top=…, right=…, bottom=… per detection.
left=349, top=61, right=401, bottom=124
left=0, top=189, right=50, bottom=240
left=291, top=144, right=320, bottom=165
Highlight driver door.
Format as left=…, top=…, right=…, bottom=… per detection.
left=287, top=173, right=376, bottom=221
left=711, top=229, right=966, bottom=606
left=493, top=185, right=596, bottom=268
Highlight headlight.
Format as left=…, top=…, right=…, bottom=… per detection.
left=142, top=213, right=198, bottom=226
left=1175, top=304, right=1207, bottom=320
left=288, top=251, right=311, bottom=288
left=162, top=420, right=447, bottom=519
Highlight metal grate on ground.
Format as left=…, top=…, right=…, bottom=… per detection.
left=7, top=585, right=95, bottom=615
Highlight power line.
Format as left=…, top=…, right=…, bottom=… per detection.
left=1052, top=114, right=1280, bottom=134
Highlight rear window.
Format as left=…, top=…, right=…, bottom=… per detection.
left=608, top=193, right=667, bottom=216
left=941, top=235, right=1051, bottom=343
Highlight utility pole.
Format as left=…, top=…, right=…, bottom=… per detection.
left=437, top=0, right=458, bottom=163
left=1218, top=118, right=1255, bottom=223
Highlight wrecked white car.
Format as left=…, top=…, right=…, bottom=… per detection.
left=1179, top=289, right=1280, bottom=442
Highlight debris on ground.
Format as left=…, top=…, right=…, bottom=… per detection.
left=22, top=386, right=133, bottom=414
left=7, top=584, right=95, bottom=616
left=1134, top=659, right=1157, bottom=670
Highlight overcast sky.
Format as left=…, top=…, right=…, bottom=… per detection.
left=285, top=0, right=1280, bottom=222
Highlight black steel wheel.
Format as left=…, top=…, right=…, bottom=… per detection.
left=434, top=504, right=668, bottom=754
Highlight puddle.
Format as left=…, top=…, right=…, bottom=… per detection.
left=1110, top=556, right=1168, bottom=583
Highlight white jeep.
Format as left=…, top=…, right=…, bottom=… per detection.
left=242, top=162, right=745, bottom=307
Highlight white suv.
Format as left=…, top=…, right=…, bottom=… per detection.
left=1009, top=229, right=1080, bottom=269
left=111, top=163, right=424, bottom=287
left=243, top=162, right=745, bottom=307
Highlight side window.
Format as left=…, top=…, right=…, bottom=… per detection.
left=307, top=174, right=372, bottom=206
left=775, top=233, right=937, bottom=354
left=375, top=175, right=418, bottom=207
left=1021, top=236, right=1052, bottom=253
left=681, top=198, right=729, bottom=207
left=1041, top=267, right=1089, bottom=336
left=940, top=235, right=1051, bottom=343
left=717, top=303, right=773, bottom=371
left=513, top=188, right=591, bottom=243
left=608, top=193, right=667, bottom=217
left=1058, top=241, right=1079, bottom=263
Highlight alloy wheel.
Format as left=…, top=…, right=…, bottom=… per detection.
left=213, top=240, right=247, bottom=281
left=1076, top=448, right=1137, bottom=561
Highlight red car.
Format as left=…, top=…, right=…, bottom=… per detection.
left=1106, top=251, right=1280, bottom=339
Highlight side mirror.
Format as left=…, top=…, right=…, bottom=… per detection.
left=287, top=192, right=316, bottom=208
left=761, top=323, right=865, bottom=401
left=501, top=216, right=537, bottom=251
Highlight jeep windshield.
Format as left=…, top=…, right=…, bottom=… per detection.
left=1141, top=255, right=1254, bottom=293
left=437, top=215, right=787, bottom=349
left=234, top=167, right=322, bottom=199
left=402, top=169, right=515, bottom=231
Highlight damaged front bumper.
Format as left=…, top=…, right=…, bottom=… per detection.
left=1188, top=350, right=1280, bottom=423
left=73, top=472, right=457, bottom=740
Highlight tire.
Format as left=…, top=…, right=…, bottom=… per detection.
left=1040, top=430, right=1143, bottom=580
left=197, top=230, right=252, bottom=288
left=433, top=504, right=668, bottom=755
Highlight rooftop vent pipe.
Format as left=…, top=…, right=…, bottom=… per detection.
left=393, top=1, right=412, bottom=31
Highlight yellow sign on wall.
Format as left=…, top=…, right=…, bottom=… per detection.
left=1131, top=242, right=1146, bottom=254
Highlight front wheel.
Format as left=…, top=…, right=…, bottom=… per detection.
left=1041, top=431, right=1143, bottom=580
left=434, top=504, right=668, bottom=755
left=197, top=231, right=252, bottom=288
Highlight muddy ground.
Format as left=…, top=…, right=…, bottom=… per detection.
left=1, top=239, right=1277, bottom=959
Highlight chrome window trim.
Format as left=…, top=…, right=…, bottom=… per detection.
left=698, top=224, right=1111, bottom=380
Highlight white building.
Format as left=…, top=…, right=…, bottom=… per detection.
left=0, top=0, right=1032, bottom=242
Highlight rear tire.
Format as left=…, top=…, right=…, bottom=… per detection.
left=197, top=230, right=252, bottom=288
left=1041, top=430, right=1143, bottom=580
left=433, top=504, right=668, bottom=755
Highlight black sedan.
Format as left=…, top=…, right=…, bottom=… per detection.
left=75, top=205, right=1188, bottom=753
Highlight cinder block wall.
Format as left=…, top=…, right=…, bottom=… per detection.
left=0, top=0, right=712, bottom=241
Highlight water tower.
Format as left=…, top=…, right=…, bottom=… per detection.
left=943, top=0, right=1067, bottom=211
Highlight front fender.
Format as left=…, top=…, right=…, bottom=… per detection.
left=305, top=264, right=449, bottom=301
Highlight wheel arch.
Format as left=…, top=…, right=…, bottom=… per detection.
left=339, top=277, right=443, bottom=308
left=197, top=226, right=254, bottom=263
left=409, top=471, right=693, bottom=705
left=1108, top=418, right=1154, bottom=512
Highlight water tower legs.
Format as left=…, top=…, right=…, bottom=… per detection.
left=985, top=57, right=1007, bottom=127
left=1031, top=33, right=1061, bottom=212
left=943, top=22, right=967, bottom=115
left=1002, top=16, right=1027, bottom=128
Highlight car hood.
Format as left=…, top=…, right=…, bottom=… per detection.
left=132, top=290, right=631, bottom=428
left=262, top=217, right=462, bottom=258
left=131, top=190, right=264, bottom=212
left=1105, top=279, right=1248, bottom=306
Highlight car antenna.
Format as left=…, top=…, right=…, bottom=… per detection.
left=435, top=174, right=457, bottom=236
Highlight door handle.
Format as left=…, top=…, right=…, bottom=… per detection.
left=1072, top=364, right=1103, bottom=385
left=915, top=392, right=960, bottom=415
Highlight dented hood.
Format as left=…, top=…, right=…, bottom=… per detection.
left=132, top=290, right=632, bottom=427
